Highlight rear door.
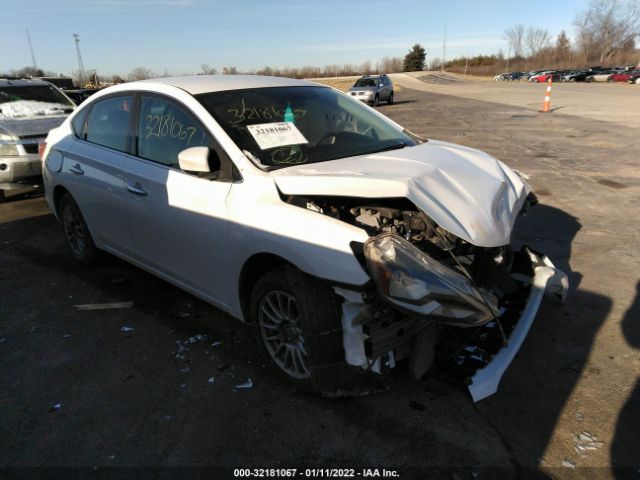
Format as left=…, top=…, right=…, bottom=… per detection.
left=62, top=95, right=135, bottom=256
left=120, top=93, right=235, bottom=306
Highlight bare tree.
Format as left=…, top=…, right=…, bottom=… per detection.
left=504, top=24, right=526, bottom=57
left=128, top=67, right=154, bottom=81
left=525, top=27, right=551, bottom=56
left=574, top=0, right=640, bottom=62
left=201, top=63, right=217, bottom=75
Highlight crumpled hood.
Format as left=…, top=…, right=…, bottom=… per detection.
left=0, top=115, right=68, bottom=138
left=271, top=140, right=531, bottom=247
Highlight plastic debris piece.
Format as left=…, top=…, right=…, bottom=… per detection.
left=75, top=301, right=134, bottom=311
left=211, top=341, right=222, bottom=347
left=576, top=412, right=584, bottom=421
left=561, top=459, right=576, bottom=469
left=164, top=415, right=172, bottom=420
left=235, top=378, right=253, bottom=389
left=120, top=326, right=135, bottom=332
left=0, top=338, right=6, bottom=343
left=180, top=383, right=187, bottom=389
left=49, top=402, right=62, bottom=412
left=179, top=367, right=190, bottom=373
left=30, top=326, right=37, bottom=333
left=208, top=377, right=215, bottom=384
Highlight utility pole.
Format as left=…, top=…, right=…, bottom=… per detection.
left=26, top=29, right=37, bottom=70
left=464, top=53, right=469, bottom=75
left=505, top=45, right=511, bottom=72
left=73, top=33, right=86, bottom=87
left=441, top=25, right=447, bottom=72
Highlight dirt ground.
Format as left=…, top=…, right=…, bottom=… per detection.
left=1, top=78, right=639, bottom=480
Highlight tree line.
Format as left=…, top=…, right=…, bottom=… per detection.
left=3, top=0, right=637, bottom=82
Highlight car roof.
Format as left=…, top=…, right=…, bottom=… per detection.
left=137, top=75, right=320, bottom=95
left=0, top=78, right=54, bottom=87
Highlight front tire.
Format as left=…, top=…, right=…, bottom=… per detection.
left=59, top=193, right=98, bottom=264
left=250, top=266, right=370, bottom=394
left=387, top=91, right=394, bottom=104
left=373, top=94, right=379, bottom=107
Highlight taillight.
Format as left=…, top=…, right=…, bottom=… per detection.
left=38, top=142, right=47, bottom=161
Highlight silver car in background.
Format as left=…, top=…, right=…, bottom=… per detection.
left=347, top=74, right=394, bottom=106
left=0, top=79, right=75, bottom=201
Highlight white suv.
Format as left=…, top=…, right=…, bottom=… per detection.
left=0, top=79, right=75, bottom=201
left=42, top=75, right=567, bottom=400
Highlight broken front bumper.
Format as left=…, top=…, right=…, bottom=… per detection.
left=467, top=251, right=568, bottom=401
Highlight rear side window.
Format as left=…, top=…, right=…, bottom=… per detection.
left=85, top=96, right=133, bottom=152
left=71, top=108, right=89, bottom=138
left=136, top=96, right=209, bottom=167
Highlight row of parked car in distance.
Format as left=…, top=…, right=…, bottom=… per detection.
left=494, top=66, right=640, bottom=84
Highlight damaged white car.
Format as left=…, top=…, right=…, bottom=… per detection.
left=42, top=75, right=568, bottom=401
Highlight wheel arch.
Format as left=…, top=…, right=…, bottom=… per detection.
left=52, top=185, right=71, bottom=217
left=238, top=252, right=292, bottom=323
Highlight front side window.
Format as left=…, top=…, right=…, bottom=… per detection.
left=197, top=86, right=416, bottom=169
left=137, top=96, right=209, bottom=167
left=85, top=96, right=133, bottom=152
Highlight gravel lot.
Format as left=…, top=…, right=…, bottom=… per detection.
left=1, top=79, right=638, bottom=479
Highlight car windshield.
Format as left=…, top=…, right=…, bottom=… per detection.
left=197, top=86, right=416, bottom=170
left=354, top=78, right=377, bottom=87
left=0, top=85, right=74, bottom=118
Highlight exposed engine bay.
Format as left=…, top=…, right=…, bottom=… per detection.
left=285, top=193, right=567, bottom=401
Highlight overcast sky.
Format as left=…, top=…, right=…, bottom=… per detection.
left=2, top=0, right=589, bottom=76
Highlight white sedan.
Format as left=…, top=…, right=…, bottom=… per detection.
left=42, top=75, right=568, bottom=401
left=586, top=71, right=616, bottom=82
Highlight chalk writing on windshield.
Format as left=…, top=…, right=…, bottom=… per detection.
left=271, top=147, right=307, bottom=165
left=227, top=98, right=306, bottom=124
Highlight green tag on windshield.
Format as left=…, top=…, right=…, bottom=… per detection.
left=284, top=103, right=294, bottom=123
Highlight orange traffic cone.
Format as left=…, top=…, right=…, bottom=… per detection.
left=541, top=78, right=552, bottom=112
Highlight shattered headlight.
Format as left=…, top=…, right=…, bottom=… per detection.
left=363, top=234, right=498, bottom=327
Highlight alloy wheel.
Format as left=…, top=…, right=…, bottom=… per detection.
left=258, top=290, right=310, bottom=379
left=61, top=203, right=87, bottom=258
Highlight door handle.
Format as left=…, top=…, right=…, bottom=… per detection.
left=69, top=163, right=84, bottom=175
left=125, top=182, right=148, bottom=196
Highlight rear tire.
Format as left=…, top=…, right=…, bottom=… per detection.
left=59, top=193, right=99, bottom=264
left=373, top=94, right=379, bottom=107
left=250, top=265, right=373, bottom=394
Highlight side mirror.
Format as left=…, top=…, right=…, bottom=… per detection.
left=178, top=146, right=211, bottom=173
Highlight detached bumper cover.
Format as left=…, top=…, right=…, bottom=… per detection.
left=468, top=251, right=568, bottom=402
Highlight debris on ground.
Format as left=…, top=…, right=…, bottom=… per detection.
left=562, top=459, right=576, bottom=469
left=49, top=402, right=62, bottom=412
left=180, top=383, right=187, bottom=389
left=179, top=367, right=190, bottom=373
left=208, top=377, right=215, bottom=384
left=235, top=378, right=253, bottom=389
left=576, top=413, right=584, bottom=421
left=574, top=431, right=604, bottom=456
left=211, top=341, right=222, bottom=347
left=120, top=326, right=135, bottom=332
left=30, top=326, right=37, bottom=333
left=74, top=301, right=134, bottom=311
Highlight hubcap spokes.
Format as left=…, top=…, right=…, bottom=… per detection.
left=258, top=290, right=310, bottom=379
left=62, top=205, right=86, bottom=256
